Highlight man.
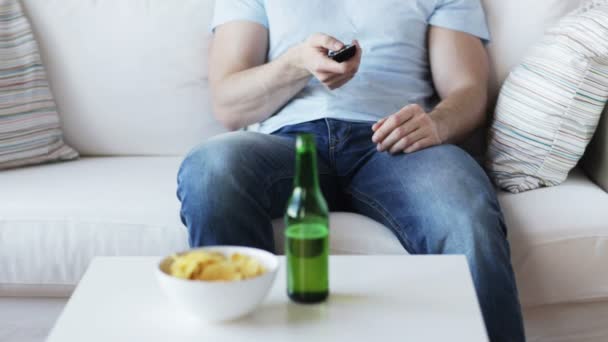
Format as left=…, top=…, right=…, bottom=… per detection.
left=177, top=1, right=525, bottom=341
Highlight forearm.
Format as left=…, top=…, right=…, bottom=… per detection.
left=211, top=48, right=311, bottom=130
left=429, top=84, right=488, bottom=144
left=371, top=28, right=489, bottom=154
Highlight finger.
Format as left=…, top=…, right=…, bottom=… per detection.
left=378, top=120, right=421, bottom=152
left=317, top=69, right=350, bottom=86
left=346, top=40, right=363, bottom=71
left=378, top=122, right=417, bottom=152
left=388, top=127, right=424, bottom=154
left=405, top=137, right=435, bottom=154
left=316, top=71, right=342, bottom=84
left=401, top=128, right=428, bottom=151
left=372, top=104, right=421, bottom=143
left=372, top=117, right=387, bottom=131
left=388, top=136, right=410, bottom=154
left=353, top=40, right=363, bottom=63
left=322, top=40, right=363, bottom=78
left=327, top=75, right=354, bottom=90
left=309, top=33, right=344, bottom=51
left=372, top=113, right=409, bottom=145
left=315, top=55, right=349, bottom=75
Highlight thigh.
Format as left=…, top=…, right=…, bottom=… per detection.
left=179, top=131, right=337, bottom=219
left=344, top=144, right=505, bottom=254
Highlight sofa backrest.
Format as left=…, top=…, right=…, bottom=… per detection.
left=22, top=0, right=223, bottom=156
left=482, top=0, right=584, bottom=102
left=22, top=0, right=588, bottom=156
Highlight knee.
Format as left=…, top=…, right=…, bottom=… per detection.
left=409, top=146, right=506, bottom=252
left=419, top=203, right=506, bottom=257
left=177, top=135, right=242, bottom=219
left=179, top=142, right=221, bottom=189
left=428, top=197, right=507, bottom=257
left=415, top=145, right=498, bottom=210
left=177, top=133, right=258, bottom=239
left=421, top=145, right=490, bottom=187
left=177, top=132, right=255, bottom=193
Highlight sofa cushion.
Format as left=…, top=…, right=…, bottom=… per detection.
left=0, top=157, right=404, bottom=296
left=0, top=157, right=189, bottom=293
left=0, top=0, right=78, bottom=170
left=1, top=158, right=607, bottom=308
left=500, top=169, right=608, bottom=307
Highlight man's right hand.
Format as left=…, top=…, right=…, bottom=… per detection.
left=288, top=33, right=362, bottom=90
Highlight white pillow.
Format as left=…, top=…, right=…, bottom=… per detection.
left=487, top=1, right=608, bottom=193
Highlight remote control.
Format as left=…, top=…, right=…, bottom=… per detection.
left=328, top=44, right=357, bottom=63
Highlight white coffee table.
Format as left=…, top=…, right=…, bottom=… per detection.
left=47, top=256, right=488, bottom=342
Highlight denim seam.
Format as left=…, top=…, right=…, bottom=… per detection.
left=339, top=122, right=353, bottom=144
left=341, top=147, right=377, bottom=177
left=324, top=118, right=333, bottom=147
left=345, top=186, right=417, bottom=254
left=325, top=118, right=336, bottom=167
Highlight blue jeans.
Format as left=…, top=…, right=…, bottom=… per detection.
left=177, top=119, right=525, bottom=342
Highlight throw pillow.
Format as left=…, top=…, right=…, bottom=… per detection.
left=486, top=0, right=608, bottom=193
left=0, top=0, right=77, bottom=170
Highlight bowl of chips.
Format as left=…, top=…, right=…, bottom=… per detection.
left=156, top=246, right=278, bottom=322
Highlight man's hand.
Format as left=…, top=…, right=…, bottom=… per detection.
left=371, top=104, right=444, bottom=154
left=371, top=28, right=489, bottom=153
left=288, top=33, right=362, bottom=90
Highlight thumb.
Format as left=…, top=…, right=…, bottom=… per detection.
left=308, top=33, right=344, bottom=51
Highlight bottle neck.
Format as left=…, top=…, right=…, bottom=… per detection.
left=294, top=135, right=320, bottom=190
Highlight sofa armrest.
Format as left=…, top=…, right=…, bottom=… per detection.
left=582, top=106, right=608, bottom=192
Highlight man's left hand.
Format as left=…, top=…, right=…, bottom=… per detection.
left=371, top=104, right=443, bottom=154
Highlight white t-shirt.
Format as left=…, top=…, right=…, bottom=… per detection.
left=211, top=0, right=490, bottom=134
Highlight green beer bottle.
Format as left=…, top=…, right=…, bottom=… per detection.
left=285, top=134, right=329, bottom=303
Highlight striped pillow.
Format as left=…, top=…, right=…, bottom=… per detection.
left=0, top=0, right=77, bottom=170
left=487, top=1, right=608, bottom=193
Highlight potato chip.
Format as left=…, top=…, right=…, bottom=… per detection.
left=169, top=250, right=266, bottom=282
left=241, top=258, right=263, bottom=278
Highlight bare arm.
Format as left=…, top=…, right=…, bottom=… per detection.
left=209, top=22, right=307, bottom=130
left=209, top=22, right=362, bottom=130
left=427, top=26, right=490, bottom=144
left=372, top=27, right=490, bottom=153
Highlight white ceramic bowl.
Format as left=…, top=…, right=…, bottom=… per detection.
left=156, top=246, right=279, bottom=322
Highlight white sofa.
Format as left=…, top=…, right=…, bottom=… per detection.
left=1, top=1, right=608, bottom=341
